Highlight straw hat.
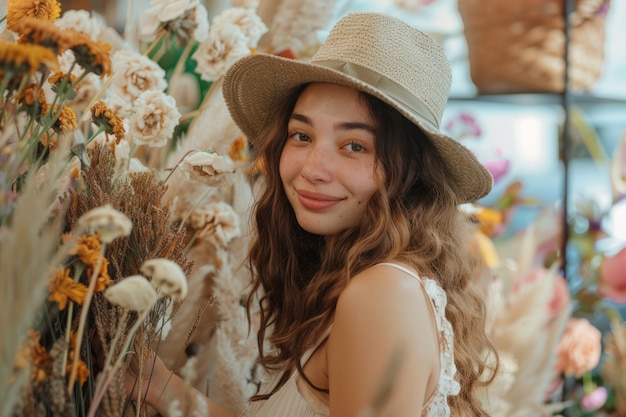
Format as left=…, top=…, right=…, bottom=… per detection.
left=222, top=12, right=493, bottom=202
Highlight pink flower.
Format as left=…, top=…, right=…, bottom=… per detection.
left=599, top=246, right=626, bottom=304
left=513, top=268, right=571, bottom=318
left=555, top=318, right=602, bottom=377
left=580, top=386, right=608, bottom=411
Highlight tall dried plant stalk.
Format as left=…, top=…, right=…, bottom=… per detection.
left=0, top=136, right=71, bottom=417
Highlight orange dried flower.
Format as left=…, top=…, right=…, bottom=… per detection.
left=40, top=132, right=57, bottom=150
left=48, top=268, right=89, bottom=310
left=0, top=40, right=59, bottom=75
left=228, top=136, right=249, bottom=162
left=14, top=329, right=52, bottom=388
left=69, top=234, right=111, bottom=291
left=67, top=332, right=89, bottom=386
left=13, top=17, right=72, bottom=55
left=68, top=31, right=112, bottom=77
left=6, top=0, right=62, bottom=32
left=54, top=105, right=78, bottom=134
left=91, top=101, right=126, bottom=143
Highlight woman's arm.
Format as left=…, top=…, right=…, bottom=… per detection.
left=125, top=353, right=237, bottom=417
left=326, top=265, right=440, bottom=417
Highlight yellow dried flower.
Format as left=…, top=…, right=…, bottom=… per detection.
left=54, top=105, right=78, bottom=134
left=6, top=0, right=62, bottom=32
left=228, top=136, right=249, bottom=162
left=67, top=332, right=89, bottom=386
left=48, top=268, right=89, bottom=310
left=69, top=234, right=112, bottom=292
left=13, top=17, right=72, bottom=55
left=68, top=30, right=112, bottom=77
left=14, top=329, right=52, bottom=388
left=40, top=132, right=57, bottom=150
left=91, top=101, right=126, bottom=144
left=0, top=40, right=59, bottom=75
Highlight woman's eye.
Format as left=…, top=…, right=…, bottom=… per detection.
left=345, top=141, right=366, bottom=152
left=291, top=131, right=310, bottom=142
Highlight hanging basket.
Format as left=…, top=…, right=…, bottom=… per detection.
left=458, top=0, right=610, bottom=94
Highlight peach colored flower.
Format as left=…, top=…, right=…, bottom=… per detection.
left=211, top=7, right=267, bottom=48
left=556, top=318, right=602, bottom=377
left=599, top=246, right=626, bottom=303
left=179, top=150, right=236, bottom=188
left=192, top=23, right=250, bottom=82
left=55, top=9, right=105, bottom=40
left=110, top=50, right=167, bottom=103
left=128, top=90, right=181, bottom=148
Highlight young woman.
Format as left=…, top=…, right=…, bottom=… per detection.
left=131, top=11, right=498, bottom=417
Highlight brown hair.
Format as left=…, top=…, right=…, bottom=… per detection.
left=246, top=84, right=498, bottom=415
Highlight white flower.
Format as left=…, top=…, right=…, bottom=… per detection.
left=190, top=1, right=210, bottom=43
left=140, top=258, right=188, bottom=301
left=55, top=9, right=105, bottom=40
left=192, top=23, right=250, bottom=82
left=68, top=73, right=103, bottom=113
left=168, top=72, right=200, bottom=114
left=179, top=151, right=236, bottom=188
left=110, top=50, right=167, bottom=103
left=268, top=0, right=335, bottom=54
left=211, top=7, right=267, bottom=48
left=128, top=90, right=181, bottom=148
left=140, top=0, right=190, bottom=39
left=77, top=204, right=132, bottom=243
left=189, top=201, right=241, bottom=247
left=104, top=275, right=158, bottom=311
left=231, top=0, right=259, bottom=7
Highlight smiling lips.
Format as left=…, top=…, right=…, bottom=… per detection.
left=296, top=190, right=343, bottom=210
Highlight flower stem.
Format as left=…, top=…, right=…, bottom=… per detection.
left=67, top=243, right=107, bottom=391
left=87, top=308, right=149, bottom=417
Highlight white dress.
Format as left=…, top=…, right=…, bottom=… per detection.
left=242, top=263, right=460, bottom=417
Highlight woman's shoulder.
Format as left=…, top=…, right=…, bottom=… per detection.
left=334, top=262, right=436, bottom=332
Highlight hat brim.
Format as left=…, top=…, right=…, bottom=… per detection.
left=222, top=53, right=493, bottom=202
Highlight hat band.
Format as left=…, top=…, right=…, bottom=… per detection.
left=312, top=59, right=440, bottom=128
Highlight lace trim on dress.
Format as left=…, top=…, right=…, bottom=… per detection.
left=421, top=278, right=460, bottom=417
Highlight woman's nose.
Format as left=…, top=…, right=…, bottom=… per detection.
left=300, top=143, right=334, bottom=183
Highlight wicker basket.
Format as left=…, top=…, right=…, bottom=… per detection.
left=458, top=0, right=609, bottom=94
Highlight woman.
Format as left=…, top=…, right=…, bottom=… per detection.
left=132, top=11, right=498, bottom=417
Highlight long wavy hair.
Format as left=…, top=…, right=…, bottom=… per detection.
left=246, top=83, right=498, bottom=415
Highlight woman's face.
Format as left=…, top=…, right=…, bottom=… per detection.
left=279, top=83, right=380, bottom=236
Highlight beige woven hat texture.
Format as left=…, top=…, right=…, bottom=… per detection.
left=222, top=11, right=493, bottom=203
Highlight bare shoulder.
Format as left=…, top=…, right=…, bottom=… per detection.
left=327, top=263, right=439, bottom=416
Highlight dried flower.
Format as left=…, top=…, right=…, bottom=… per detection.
left=54, top=9, right=104, bottom=40
left=68, top=30, right=112, bottom=77
left=599, top=246, right=626, bottom=303
left=128, top=89, right=181, bottom=148
left=139, top=0, right=191, bottom=39
left=556, top=318, right=602, bottom=377
left=48, top=268, right=89, bottom=310
left=76, top=204, right=132, bottom=243
left=104, top=275, right=158, bottom=311
left=69, top=234, right=111, bottom=291
left=179, top=150, right=236, bottom=188
left=190, top=201, right=241, bottom=247
left=192, top=23, right=250, bottom=82
left=91, top=101, right=126, bottom=143
left=228, top=137, right=248, bottom=163
left=13, top=17, right=72, bottom=54
left=0, top=39, right=59, bottom=75
left=49, top=104, right=78, bottom=134
left=211, top=7, right=267, bottom=48
left=140, top=258, right=188, bottom=300
left=110, top=49, right=167, bottom=103
left=14, top=330, right=52, bottom=388
left=6, top=0, right=61, bottom=33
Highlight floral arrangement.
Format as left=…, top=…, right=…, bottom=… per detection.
left=449, top=107, right=626, bottom=416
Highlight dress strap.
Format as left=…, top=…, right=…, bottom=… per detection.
left=300, top=325, right=333, bottom=366
left=375, top=262, right=424, bottom=285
